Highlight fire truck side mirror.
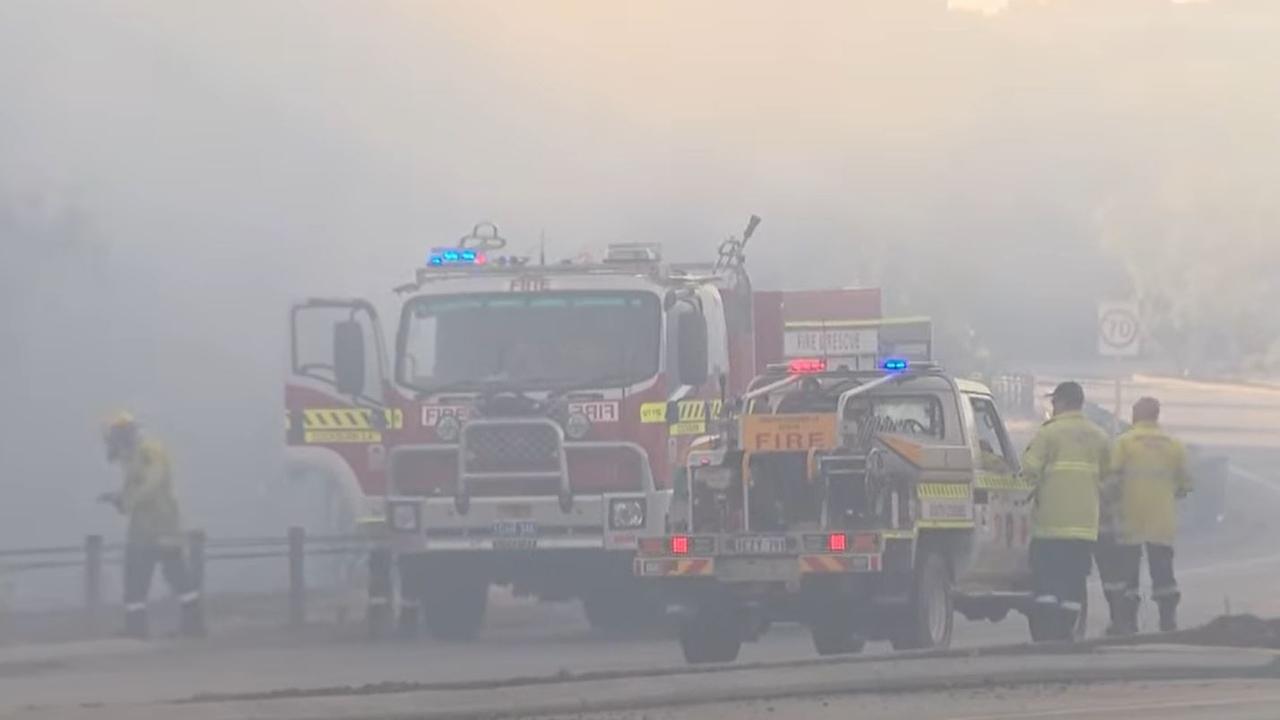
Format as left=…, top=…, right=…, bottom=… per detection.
left=333, top=320, right=366, bottom=397
left=677, top=313, right=709, bottom=387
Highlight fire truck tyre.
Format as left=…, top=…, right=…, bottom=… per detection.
left=680, top=609, right=742, bottom=664
left=422, top=577, right=488, bottom=642
left=889, top=551, right=953, bottom=651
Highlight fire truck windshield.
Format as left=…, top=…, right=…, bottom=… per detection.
left=399, top=291, right=662, bottom=394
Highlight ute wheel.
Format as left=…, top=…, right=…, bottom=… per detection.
left=1027, top=593, right=1088, bottom=643
left=890, top=550, right=953, bottom=651
left=422, top=576, right=489, bottom=642
left=680, top=607, right=742, bottom=664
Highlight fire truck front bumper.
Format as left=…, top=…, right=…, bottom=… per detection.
left=382, top=491, right=671, bottom=554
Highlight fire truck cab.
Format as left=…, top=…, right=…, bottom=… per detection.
left=286, top=222, right=759, bottom=640
left=636, top=357, right=1079, bottom=664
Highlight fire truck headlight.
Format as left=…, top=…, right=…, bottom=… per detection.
left=609, top=498, right=646, bottom=530
left=565, top=412, right=591, bottom=440
left=389, top=502, right=421, bottom=533
left=435, top=415, right=461, bottom=443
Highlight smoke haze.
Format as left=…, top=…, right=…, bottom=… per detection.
left=3, top=0, right=1278, bottom=546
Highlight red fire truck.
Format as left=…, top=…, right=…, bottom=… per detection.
left=284, top=219, right=893, bottom=640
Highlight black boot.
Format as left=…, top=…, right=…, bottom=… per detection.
left=1157, top=596, right=1179, bottom=632
left=1120, top=595, right=1140, bottom=635
left=180, top=596, right=206, bottom=638
left=1103, top=592, right=1126, bottom=637
left=124, top=608, right=149, bottom=640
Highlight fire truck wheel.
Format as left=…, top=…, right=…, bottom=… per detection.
left=422, top=576, right=488, bottom=642
left=680, top=608, right=742, bottom=664
left=889, top=550, right=953, bottom=651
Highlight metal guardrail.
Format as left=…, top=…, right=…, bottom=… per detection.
left=0, top=528, right=370, bottom=632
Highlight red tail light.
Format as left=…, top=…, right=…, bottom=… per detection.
left=788, top=358, right=827, bottom=374
left=827, top=532, right=848, bottom=552
left=670, top=535, right=690, bottom=555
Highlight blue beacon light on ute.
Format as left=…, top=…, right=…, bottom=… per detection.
left=428, top=248, right=487, bottom=267
left=882, top=357, right=909, bottom=372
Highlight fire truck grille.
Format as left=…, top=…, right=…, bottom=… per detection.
left=463, top=423, right=562, bottom=475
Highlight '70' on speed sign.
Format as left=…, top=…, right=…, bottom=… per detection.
left=1098, top=301, right=1141, bottom=357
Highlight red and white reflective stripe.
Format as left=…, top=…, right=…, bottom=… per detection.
left=670, top=558, right=713, bottom=576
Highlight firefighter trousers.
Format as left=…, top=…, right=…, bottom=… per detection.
left=1117, top=542, right=1178, bottom=602
left=1094, top=534, right=1130, bottom=623
left=1031, top=538, right=1093, bottom=614
left=123, top=543, right=204, bottom=637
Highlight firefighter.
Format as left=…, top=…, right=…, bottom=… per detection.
left=1095, top=471, right=1130, bottom=636
left=99, top=412, right=204, bottom=639
left=1020, top=382, right=1110, bottom=638
left=1111, top=397, right=1192, bottom=633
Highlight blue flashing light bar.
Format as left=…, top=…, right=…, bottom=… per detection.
left=428, top=247, right=487, bottom=267
left=882, top=357, right=909, bottom=372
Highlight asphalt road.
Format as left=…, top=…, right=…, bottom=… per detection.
left=1, top=375, right=1278, bottom=719
left=530, top=680, right=1280, bottom=720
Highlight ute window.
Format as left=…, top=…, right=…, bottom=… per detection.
left=399, top=291, right=661, bottom=392
left=970, top=397, right=1017, bottom=473
left=843, top=396, right=944, bottom=439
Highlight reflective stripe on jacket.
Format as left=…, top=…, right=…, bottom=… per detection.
left=1020, top=411, right=1111, bottom=541
left=120, top=438, right=183, bottom=546
left=1112, top=422, right=1191, bottom=546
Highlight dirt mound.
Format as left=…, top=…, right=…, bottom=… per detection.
left=1169, top=615, right=1280, bottom=649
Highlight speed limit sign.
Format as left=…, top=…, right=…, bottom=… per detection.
left=1098, top=301, right=1141, bottom=358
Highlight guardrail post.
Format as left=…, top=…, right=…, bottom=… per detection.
left=288, top=526, right=305, bottom=628
left=188, top=530, right=206, bottom=593
left=84, top=534, right=103, bottom=633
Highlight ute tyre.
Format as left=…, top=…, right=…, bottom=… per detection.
left=422, top=576, right=488, bottom=642
left=680, top=609, right=742, bottom=665
left=890, top=550, right=953, bottom=651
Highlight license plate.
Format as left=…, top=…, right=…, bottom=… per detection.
left=493, top=520, right=537, bottom=537
left=492, top=537, right=537, bottom=551
left=726, top=535, right=790, bottom=555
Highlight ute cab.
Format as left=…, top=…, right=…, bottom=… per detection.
left=287, top=221, right=761, bottom=640
left=637, top=357, right=1065, bottom=664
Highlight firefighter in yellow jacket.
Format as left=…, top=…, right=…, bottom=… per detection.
left=1020, top=382, right=1110, bottom=639
left=1111, top=397, right=1191, bottom=633
left=100, top=412, right=204, bottom=639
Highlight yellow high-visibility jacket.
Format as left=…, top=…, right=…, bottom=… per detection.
left=119, top=438, right=183, bottom=546
left=1020, top=411, right=1111, bottom=541
left=1112, top=422, right=1191, bottom=546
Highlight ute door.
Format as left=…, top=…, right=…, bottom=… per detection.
left=962, top=394, right=1032, bottom=590
left=287, top=299, right=399, bottom=496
